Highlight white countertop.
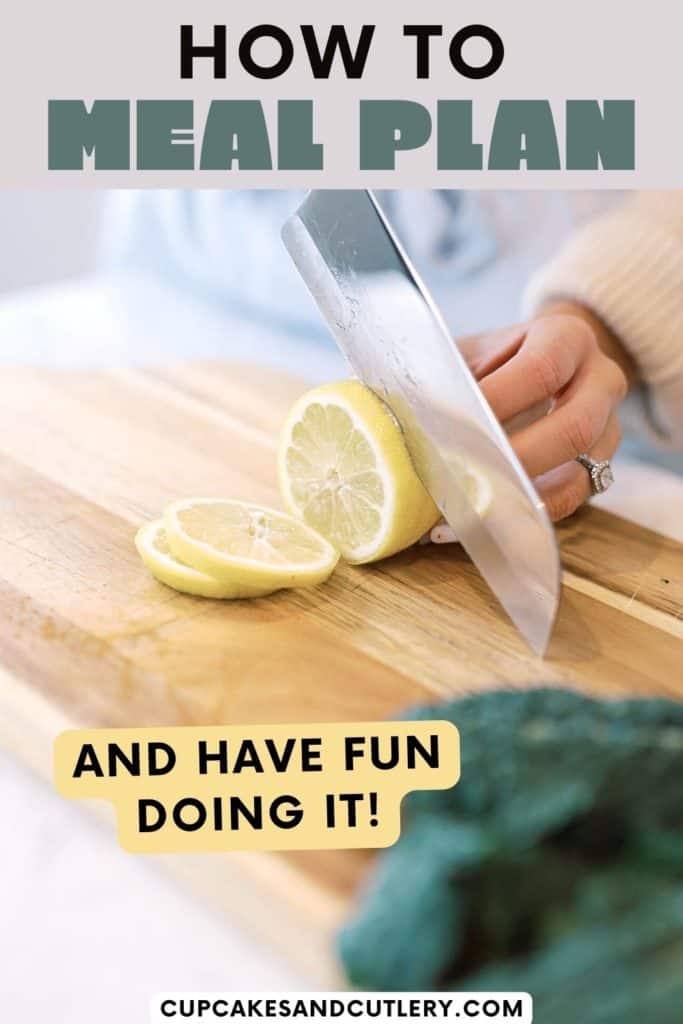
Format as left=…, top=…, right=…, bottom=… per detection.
left=1, top=275, right=682, bottom=1023
left=1, top=752, right=307, bottom=1022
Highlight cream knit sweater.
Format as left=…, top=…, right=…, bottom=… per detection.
left=524, top=191, right=683, bottom=449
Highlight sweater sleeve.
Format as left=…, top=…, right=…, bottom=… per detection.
left=523, top=192, right=683, bottom=449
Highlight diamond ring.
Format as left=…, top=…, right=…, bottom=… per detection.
left=575, top=453, right=615, bottom=495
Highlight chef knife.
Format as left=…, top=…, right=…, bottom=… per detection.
left=282, top=190, right=560, bottom=655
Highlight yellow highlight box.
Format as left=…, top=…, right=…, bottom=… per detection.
left=54, top=721, right=460, bottom=853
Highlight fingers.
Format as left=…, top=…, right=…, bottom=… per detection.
left=431, top=411, right=622, bottom=540
left=435, top=313, right=629, bottom=541
left=459, top=324, right=528, bottom=380
left=535, top=412, right=622, bottom=522
left=509, top=352, right=627, bottom=479
left=478, top=315, right=592, bottom=423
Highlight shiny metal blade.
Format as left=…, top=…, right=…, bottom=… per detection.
left=282, top=190, right=560, bottom=654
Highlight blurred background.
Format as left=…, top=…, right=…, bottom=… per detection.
left=0, top=191, right=103, bottom=294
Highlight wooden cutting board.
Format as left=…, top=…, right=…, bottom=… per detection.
left=1, top=362, right=682, bottom=981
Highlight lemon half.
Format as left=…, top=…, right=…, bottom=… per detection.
left=135, top=519, right=274, bottom=599
left=163, top=499, right=339, bottom=589
left=278, top=380, right=440, bottom=564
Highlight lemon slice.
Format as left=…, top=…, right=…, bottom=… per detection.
left=163, top=499, right=339, bottom=589
left=430, top=456, right=494, bottom=542
left=135, top=519, right=274, bottom=599
left=448, top=454, right=494, bottom=517
left=278, top=380, right=440, bottom=564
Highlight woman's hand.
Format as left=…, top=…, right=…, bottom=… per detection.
left=455, top=304, right=634, bottom=523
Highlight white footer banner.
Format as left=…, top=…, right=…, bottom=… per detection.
left=150, top=993, right=533, bottom=1024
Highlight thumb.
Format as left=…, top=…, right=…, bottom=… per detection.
left=429, top=521, right=459, bottom=544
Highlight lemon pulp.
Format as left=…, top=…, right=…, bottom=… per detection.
left=135, top=519, right=275, bottom=598
left=278, top=380, right=440, bottom=563
left=163, top=498, right=339, bottom=589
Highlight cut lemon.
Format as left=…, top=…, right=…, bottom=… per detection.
left=430, top=456, right=494, bottom=542
left=163, top=499, right=339, bottom=590
left=447, top=453, right=494, bottom=518
left=278, top=380, right=440, bottom=564
left=135, top=519, right=274, bottom=599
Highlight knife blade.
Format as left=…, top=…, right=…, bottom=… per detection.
left=282, top=189, right=560, bottom=655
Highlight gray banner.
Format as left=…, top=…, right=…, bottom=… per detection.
left=0, top=0, right=679, bottom=187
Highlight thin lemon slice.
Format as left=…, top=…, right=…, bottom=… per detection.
left=448, top=453, right=494, bottom=518
left=430, top=456, right=494, bottom=542
left=163, top=499, right=339, bottom=589
left=278, top=380, right=440, bottom=564
left=135, top=520, right=275, bottom=599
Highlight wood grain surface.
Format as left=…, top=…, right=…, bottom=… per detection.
left=1, top=362, right=681, bottom=981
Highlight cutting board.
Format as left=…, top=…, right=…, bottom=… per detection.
left=1, top=362, right=682, bottom=981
